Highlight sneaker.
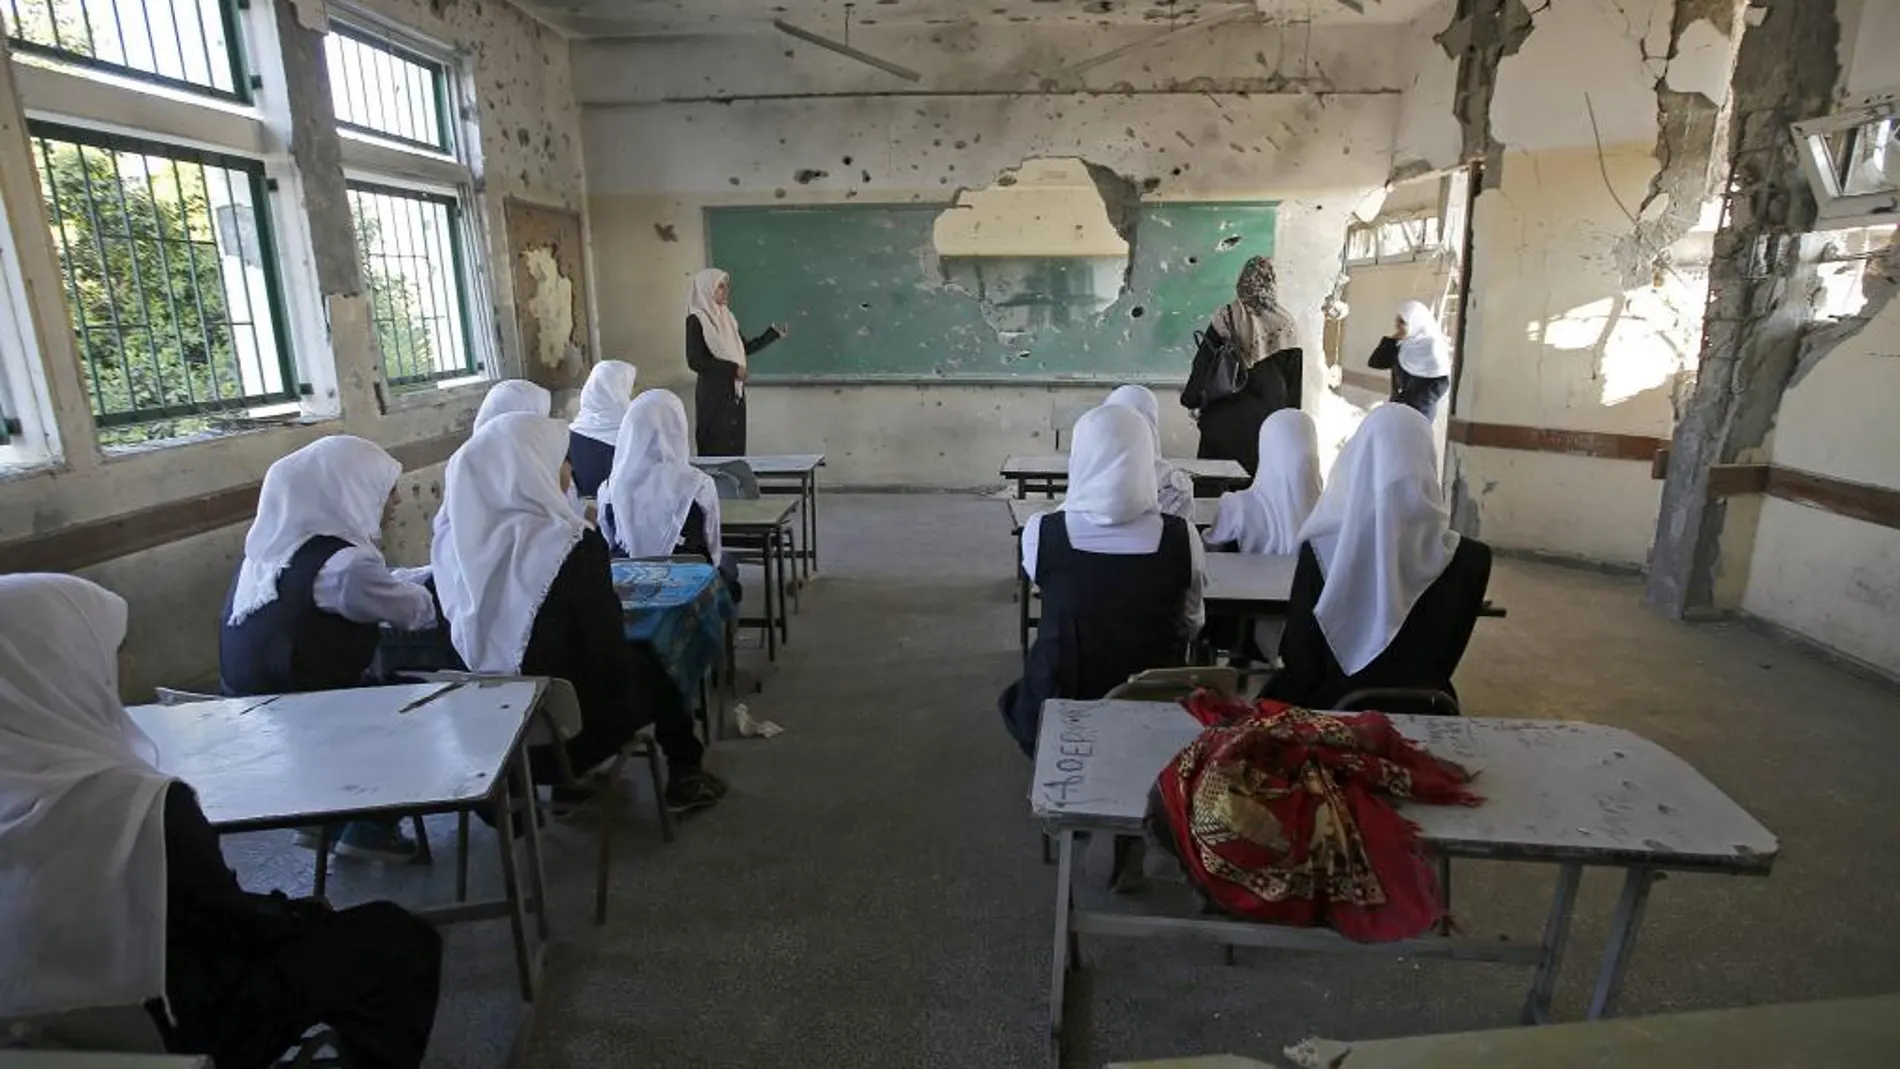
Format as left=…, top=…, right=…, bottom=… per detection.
left=701, top=769, right=730, bottom=799
left=664, top=770, right=723, bottom=815
left=332, top=821, right=420, bottom=863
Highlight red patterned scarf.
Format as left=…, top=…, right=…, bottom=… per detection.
left=1150, top=696, right=1482, bottom=942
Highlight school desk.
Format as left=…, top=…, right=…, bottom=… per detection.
left=0, top=1056, right=209, bottom=1068
left=720, top=496, right=800, bottom=662
left=694, top=453, right=826, bottom=580
left=1030, top=699, right=1779, bottom=1068
left=612, top=559, right=735, bottom=736
left=128, top=680, right=552, bottom=1002
left=1001, top=455, right=1249, bottom=499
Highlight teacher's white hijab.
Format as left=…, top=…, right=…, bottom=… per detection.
left=433, top=413, right=587, bottom=674
left=688, top=268, right=747, bottom=372
left=0, top=574, right=173, bottom=1019
left=474, top=379, right=551, bottom=430
left=1297, top=404, right=1458, bottom=675
left=569, top=361, right=640, bottom=446
left=601, top=390, right=721, bottom=560
left=228, top=435, right=399, bottom=626
left=1208, top=409, right=1322, bottom=555
left=1395, top=299, right=1453, bottom=378
left=1061, top=405, right=1158, bottom=527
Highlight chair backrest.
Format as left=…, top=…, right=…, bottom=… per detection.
left=1332, top=687, right=1461, bottom=717
left=153, top=687, right=217, bottom=706
left=696, top=460, right=760, bottom=500
left=1106, top=666, right=1240, bottom=704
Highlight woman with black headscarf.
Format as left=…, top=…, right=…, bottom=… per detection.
left=1181, top=256, right=1303, bottom=475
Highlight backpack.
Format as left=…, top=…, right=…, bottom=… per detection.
left=1181, top=326, right=1249, bottom=410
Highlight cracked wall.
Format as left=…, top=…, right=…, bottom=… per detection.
left=1734, top=0, right=1900, bottom=676
left=583, top=19, right=1401, bottom=487
left=1431, top=0, right=1745, bottom=566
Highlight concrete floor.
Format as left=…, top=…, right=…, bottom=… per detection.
left=221, top=493, right=1900, bottom=1068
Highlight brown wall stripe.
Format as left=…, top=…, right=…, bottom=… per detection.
left=1765, top=466, right=1900, bottom=532
left=0, top=430, right=467, bottom=575
left=1448, top=419, right=1669, bottom=462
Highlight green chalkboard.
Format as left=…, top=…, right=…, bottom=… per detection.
left=705, top=201, right=1277, bottom=383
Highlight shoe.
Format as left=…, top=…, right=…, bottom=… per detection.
left=700, top=769, right=730, bottom=799
left=331, top=821, right=420, bottom=863
left=664, top=770, right=723, bottom=814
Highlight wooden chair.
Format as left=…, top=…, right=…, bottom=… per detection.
left=404, top=672, right=671, bottom=925
left=153, top=688, right=433, bottom=865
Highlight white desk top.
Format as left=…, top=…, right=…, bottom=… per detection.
left=1030, top=699, right=1779, bottom=874
left=1006, top=497, right=1220, bottom=533
left=720, top=497, right=800, bottom=528
left=1202, top=551, right=1297, bottom=609
left=693, top=454, right=826, bottom=474
left=1001, top=455, right=1249, bottom=483
left=128, top=680, right=543, bottom=831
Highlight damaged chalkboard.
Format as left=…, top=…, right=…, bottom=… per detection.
left=704, top=201, right=1276, bottom=383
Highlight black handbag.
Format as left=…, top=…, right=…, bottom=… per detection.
left=1182, top=328, right=1249, bottom=410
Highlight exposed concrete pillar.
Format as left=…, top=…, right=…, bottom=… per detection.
left=1644, top=0, right=1841, bottom=618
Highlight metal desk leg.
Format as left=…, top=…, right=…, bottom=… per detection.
left=491, top=772, right=538, bottom=1001
left=783, top=523, right=800, bottom=616
left=775, top=530, right=791, bottom=646
left=1521, top=861, right=1582, bottom=1025
left=805, top=472, right=819, bottom=575
left=1587, top=867, right=1658, bottom=1020
left=312, top=825, right=334, bottom=900
left=762, top=534, right=779, bottom=662
left=1048, top=828, right=1077, bottom=1069
left=513, top=753, right=551, bottom=943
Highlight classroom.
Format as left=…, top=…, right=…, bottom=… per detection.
left=0, top=0, right=1896, bottom=1065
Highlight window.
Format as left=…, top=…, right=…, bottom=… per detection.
left=1, top=0, right=246, bottom=99
left=30, top=123, right=295, bottom=446
left=347, top=183, right=473, bottom=386
left=1794, top=89, right=1900, bottom=228
left=325, top=25, right=449, bottom=153
left=327, top=13, right=488, bottom=391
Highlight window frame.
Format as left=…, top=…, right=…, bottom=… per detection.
left=1793, top=87, right=1900, bottom=229
left=345, top=176, right=479, bottom=387
left=325, top=20, right=453, bottom=156
left=27, top=119, right=301, bottom=432
left=327, top=5, right=493, bottom=395
left=2, top=0, right=251, bottom=103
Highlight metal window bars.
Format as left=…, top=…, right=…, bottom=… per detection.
left=1, top=0, right=246, bottom=100
left=325, top=24, right=452, bottom=153
left=31, top=122, right=296, bottom=446
left=346, top=182, right=475, bottom=388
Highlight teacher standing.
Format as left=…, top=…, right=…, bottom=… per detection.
left=686, top=268, right=786, bottom=456
left=1181, top=256, right=1303, bottom=476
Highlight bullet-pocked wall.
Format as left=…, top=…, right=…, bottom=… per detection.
left=577, top=17, right=1424, bottom=488
left=1409, top=0, right=1744, bottom=568
left=0, top=0, right=588, bottom=694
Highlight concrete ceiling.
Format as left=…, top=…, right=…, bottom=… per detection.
left=527, top=0, right=1441, bottom=38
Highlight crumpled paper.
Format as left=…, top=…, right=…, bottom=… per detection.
left=732, top=702, right=782, bottom=738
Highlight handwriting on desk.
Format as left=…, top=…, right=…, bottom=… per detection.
left=1039, top=706, right=1099, bottom=806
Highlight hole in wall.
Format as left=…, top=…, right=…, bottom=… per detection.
left=931, top=157, right=1135, bottom=343
left=1130, top=305, right=1146, bottom=318
left=1217, top=235, right=1241, bottom=251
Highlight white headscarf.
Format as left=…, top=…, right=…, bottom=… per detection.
left=228, top=435, right=400, bottom=626
left=433, top=413, right=587, bottom=674
left=1395, top=299, right=1453, bottom=378
left=1297, top=404, right=1458, bottom=675
left=1061, top=405, right=1158, bottom=527
left=601, top=390, right=721, bottom=560
left=474, top=379, right=551, bottom=430
left=688, top=268, right=747, bottom=372
left=568, top=361, right=640, bottom=446
left=1104, top=383, right=1194, bottom=519
left=1208, top=409, right=1322, bottom=555
left=0, top=574, right=173, bottom=1019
